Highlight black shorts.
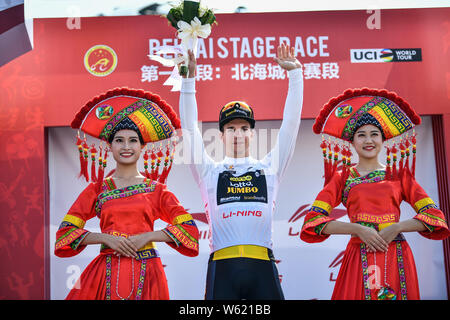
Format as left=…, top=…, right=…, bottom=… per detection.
left=204, top=250, right=285, bottom=300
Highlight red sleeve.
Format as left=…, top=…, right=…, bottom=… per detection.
left=54, top=183, right=98, bottom=257
left=155, top=183, right=199, bottom=257
left=401, top=168, right=450, bottom=240
left=300, top=171, right=344, bottom=243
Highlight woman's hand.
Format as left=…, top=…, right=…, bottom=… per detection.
left=129, top=230, right=173, bottom=251
left=103, top=234, right=138, bottom=258
left=274, top=43, right=302, bottom=71
left=378, top=223, right=401, bottom=245
left=355, top=224, right=389, bottom=253
left=128, top=233, right=152, bottom=252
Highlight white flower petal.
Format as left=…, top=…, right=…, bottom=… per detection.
left=191, top=17, right=202, bottom=26
left=177, top=20, right=190, bottom=30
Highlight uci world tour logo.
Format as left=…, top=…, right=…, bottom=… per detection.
left=379, top=49, right=394, bottom=62
left=350, top=48, right=421, bottom=63
left=84, top=45, right=118, bottom=77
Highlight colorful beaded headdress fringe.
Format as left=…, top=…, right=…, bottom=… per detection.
left=71, top=87, right=181, bottom=191
left=313, top=88, right=421, bottom=186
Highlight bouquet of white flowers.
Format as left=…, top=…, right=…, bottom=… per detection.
left=149, top=0, right=217, bottom=85
left=166, top=0, right=217, bottom=30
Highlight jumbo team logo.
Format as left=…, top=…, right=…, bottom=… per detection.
left=84, top=45, right=118, bottom=77
left=216, top=169, right=268, bottom=205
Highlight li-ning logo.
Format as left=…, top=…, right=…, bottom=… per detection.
left=223, top=210, right=262, bottom=219
left=350, top=48, right=422, bottom=63
left=84, top=45, right=118, bottom=77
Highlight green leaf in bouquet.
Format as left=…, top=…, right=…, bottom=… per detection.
left=182, top=1, right=200, bottom=23
left=166, top=7, right=183, bottom=29
left=179, top=65, right=188, bottom=76
left=199, top=9, right=216, bottom=25
left=166, top=11, right=178, bottom=28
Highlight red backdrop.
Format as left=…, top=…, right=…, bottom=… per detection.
left=0, top=7, right=449, bottom=299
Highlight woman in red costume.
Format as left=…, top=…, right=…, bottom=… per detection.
left=54, top=88, right=199, bottom=300
left=300, top=88, right=449, bottom=300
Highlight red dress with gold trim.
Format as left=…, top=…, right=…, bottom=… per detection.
left=300, top=167, right=449, bottom=300
left=54, top=177, right=199, bottom=300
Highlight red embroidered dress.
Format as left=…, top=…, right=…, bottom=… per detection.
left=55, top=177, right=199, bottom=300
left=300, top=167, right=449, bottom=300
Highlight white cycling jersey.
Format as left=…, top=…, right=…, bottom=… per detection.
left=179, top=68, right=304, bottom=252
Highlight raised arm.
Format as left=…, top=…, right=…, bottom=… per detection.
left=264, top=44, right=304, bottom=178
left=179, top=50, right=214, bottom=182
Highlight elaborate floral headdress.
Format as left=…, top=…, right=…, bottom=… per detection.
left=71, top=87, right=181, bottom=191
left=313, top=88, right=422, bottom=185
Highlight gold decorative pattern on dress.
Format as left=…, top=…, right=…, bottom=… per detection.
left=354, top=213, right=396, bottom=224
left=312, top=200, right=332, bottom=214
left=413, top=197, right=434, bottom=213
left=62, top=214, right=86, bottom=229
left=172, top=213, right=194, bottom=225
